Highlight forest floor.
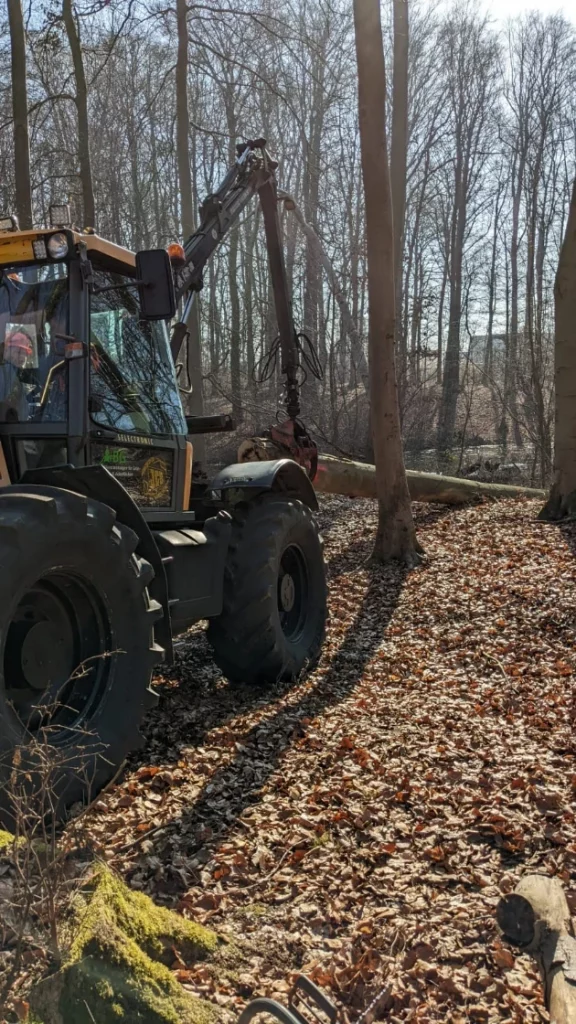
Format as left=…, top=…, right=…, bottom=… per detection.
left=6, top=496, right=576, bottom=1023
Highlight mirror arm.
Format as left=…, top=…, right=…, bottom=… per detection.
left=40, top=360, right=66, bottom=407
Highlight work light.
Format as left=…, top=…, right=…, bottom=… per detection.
left=49, top=203, right=71, bottom=228
left=32, top=239, right=47, bottom=260
left=47, top=232, right=69, bottom=259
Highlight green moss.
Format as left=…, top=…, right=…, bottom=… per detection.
left=236, top=903, right=268, bottom=918
left=29, top=865, right=218, bottom=1024
left=313, top=832, right=331, bottom=848
left=0, top=829, right=14, bottom=851
left=70, top=864, right=218, bottom=966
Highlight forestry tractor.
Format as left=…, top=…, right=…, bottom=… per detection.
left=0, top=139, right=326, bottom=824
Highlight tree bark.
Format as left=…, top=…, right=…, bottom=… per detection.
left=497, top=874, right=576, bottom=1024
left=176, top=0, right=194, bottom=242
left=541, top=178, right=576, bottom=519
left=353, top=0, right=419, bottom=564
left=7, top=0, right=32, bottom=230
left=238, top=439, right=545, bottom=504
left=62, top=0, right=95, bottom=230
left=175, top=0, right=206, bottom=465
left=391, top=0, right=409, bottom=384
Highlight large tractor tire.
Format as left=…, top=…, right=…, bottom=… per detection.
left=207, top=496, right=326, bottom=685
left=0, top=485, right=162, bottom=826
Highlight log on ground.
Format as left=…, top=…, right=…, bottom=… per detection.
left=237, top=439, right=546, bottom=506
left=497, top=874, right=576, bottom=1024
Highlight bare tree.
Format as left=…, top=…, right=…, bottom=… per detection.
left=7, top=0, right=32, bottom=229
left=353, top=0, right=419, bottom=564
left=391, top=0, right=409, bottom=381
left=175, top=0, right=206, bottom=460
left=62, top=0, right=95, bottom=229
left=436, top=7, right=500, bottom=451
left=541, top=178, right=576, bottom=519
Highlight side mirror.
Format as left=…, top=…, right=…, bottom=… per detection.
left=136, top=249, right=176, bottom=321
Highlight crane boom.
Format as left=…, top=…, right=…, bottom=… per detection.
left=170, top=137, right=318, bottom=477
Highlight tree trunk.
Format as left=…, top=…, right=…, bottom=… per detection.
left=175, top=0, right=205, bottom=465
left=353, top=0, right=419, bottom=564
left=228, top=222, right=243, bottom=424
left=438, top=171, right=465, bottom=450
left=281, top=192, right=367, bottom=382
left=391, top=0, right=409, bottom=384
left=176, top=0, right=194, bottom=242
left=62, top=0, right=95, bottom=230
left=541, top=178, right=576, bottom=519
left=7, top=0, right=32, bottom=230
left=508, top=151, right=525, bottom=447
left=238, top=440, right=545, bottom=504
left=497, top=874, right=576, bottom=1024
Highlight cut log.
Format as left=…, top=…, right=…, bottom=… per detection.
left=497, top=874, right=576, bottom=1024
left=238, top=439, right=546, bottom=506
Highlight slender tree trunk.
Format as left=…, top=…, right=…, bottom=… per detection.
left=391, top=0, right=409, bottom=385
left=175, top=0, right=205, bottom=463
left=243, top=213, right=258, bottom=401
left=541, top=179, right=576, bottom=519
left=353, top=0, right=419, bottom=564
left=508, top=153, right=524, bottom=447
left=228, top=223, right=242, bottom=423
left=224, top=100, right=242, bottom=424
left=7, top=0, right=32, bottom=229
left=149, top=107, right=163, bottom=244
left=62, top=0, right=95, bottom=230
left=282, top=192, right=367, bottom=381
left=438, top=170, right=465, bottom=451
left=437, top=257, right=448, bottom=386
left=176, top=0, right=194, bottom=241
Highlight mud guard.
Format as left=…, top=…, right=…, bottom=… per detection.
left=210, top=458, right=318, bottom=511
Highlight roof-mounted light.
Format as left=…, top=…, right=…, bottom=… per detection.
left=47, top=232, right=69, bottom=259
left=0, top=214, right=19, bottom=233
left=49, top=203, right=71, bottom=228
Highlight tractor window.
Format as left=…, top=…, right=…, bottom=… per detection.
left=0, top=265, right=69, bottom=424
left=90, top=269, right=186, bottom=436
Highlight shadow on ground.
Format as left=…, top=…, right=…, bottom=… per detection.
left=141, top=552, right=409, bottom=891
left=557, top=518, right=576, bottom=558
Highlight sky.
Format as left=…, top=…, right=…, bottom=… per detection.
left=483, top=0, right=574, bottom=22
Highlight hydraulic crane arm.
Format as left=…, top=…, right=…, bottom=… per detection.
left=170, top=137, right=317, bottom=476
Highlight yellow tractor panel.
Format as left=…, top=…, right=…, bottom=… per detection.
left=0, top=234, right=36, bottom=264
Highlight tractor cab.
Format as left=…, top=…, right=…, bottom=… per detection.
left=0, top=219, right=190, bottom=514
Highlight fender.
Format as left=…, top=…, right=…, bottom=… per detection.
left=210, top=458, right=318, bottom=511
left=20, top=463, right=173, bottom=662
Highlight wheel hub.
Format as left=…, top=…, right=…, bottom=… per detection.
left=3, top=571, right=111, bottom=737
left=277, top=544, right=308, bottom=642
left=21, top=621, right=71, bottom=690
left=279, top=572, right=296, bottom=612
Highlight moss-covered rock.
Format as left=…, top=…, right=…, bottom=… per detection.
left=29, top=865, right=219, bottom=1024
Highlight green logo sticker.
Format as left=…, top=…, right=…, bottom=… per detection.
left=100, top=447, right=128, bottom=465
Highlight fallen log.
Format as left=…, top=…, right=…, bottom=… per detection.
left=497, top=874, right=576, bottom=1024
left=238, top=439, right=546, bottom=506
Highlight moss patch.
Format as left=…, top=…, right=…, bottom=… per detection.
left=0, top=828, right=15, bottom=851
left=29, top=865, right=219, bottom=1024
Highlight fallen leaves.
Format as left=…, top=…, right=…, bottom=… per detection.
left=52, top=498, right=576, bottom=1021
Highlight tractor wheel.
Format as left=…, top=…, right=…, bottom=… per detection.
left=207, top=497, right=326, bottom=685
left=0, top=485, right=162, bottom=826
